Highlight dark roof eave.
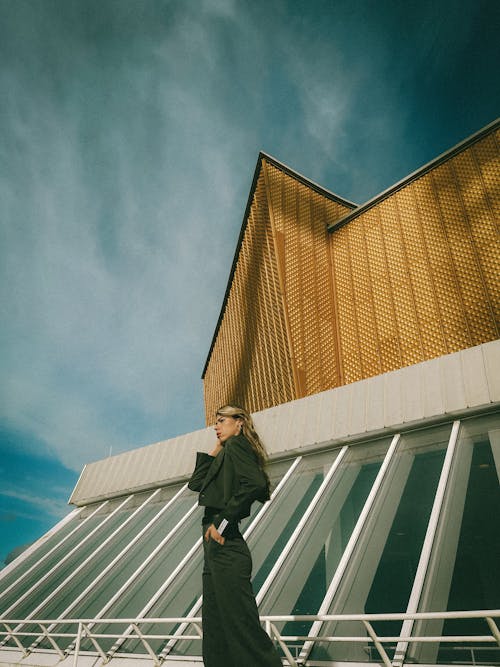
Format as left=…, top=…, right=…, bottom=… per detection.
left=201, top=153, right=265, bottom=379
left=328, top=117, right=500, bottom=233
left=259, top=151, right=358, bottom=209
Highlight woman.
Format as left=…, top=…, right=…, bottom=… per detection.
left=188, top=404, right=282, bottom=667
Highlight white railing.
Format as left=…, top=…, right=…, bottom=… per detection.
left=0, top=610, right=498, bottom=667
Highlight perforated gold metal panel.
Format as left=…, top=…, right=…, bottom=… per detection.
left=264, top=160, right=351, bottom=396
left=204, top=125, right=499, bottom=420
left=203, top=158, right=353, bottom=421
left=330, top=128, right=500, bottom=382
left=203, top=170, right=296, bottom=423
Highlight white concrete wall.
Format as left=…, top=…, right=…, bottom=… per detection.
left=70, top=339, right=500, bottom=506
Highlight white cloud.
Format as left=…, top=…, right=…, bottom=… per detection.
left=0, top=3, right=261, bottom=472
left=1, top=0, right=487, bottom=478
left=0, top=488, right=69, bottom=519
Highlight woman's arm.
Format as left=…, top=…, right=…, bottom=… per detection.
left=187, top=441, right=223, bottom=491
left=187, top=452, right=214, bottom=491
left=214, top=436, right=268, bottom=528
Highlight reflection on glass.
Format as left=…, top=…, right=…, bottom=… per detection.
left=412, top=413, right=500, bottom=665
left=29, top=486, right=192, bottom=652
left=39, top=505, right=161, bottom=621
left=75, top=488, right=200, bottom=652
left=0, top=497, right=133, bottom=620
left=310, top=423, right=451, bottom=663
left=251, top=453, right=339, bottom=593
left=65, top=488, right=193, bottom=619
left=0, top=510, right=82, bottom=598
left=259, top=439, right=391, bottom=656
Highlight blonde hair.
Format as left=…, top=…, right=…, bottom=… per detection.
left=216, top=404, right=269, bottom=472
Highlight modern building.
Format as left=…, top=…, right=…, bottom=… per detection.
left=0, top=119, right=499, bottom=667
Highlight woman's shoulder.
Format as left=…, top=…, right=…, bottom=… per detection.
left=225, top=433, right=249, bottom=447
left=225, top=434, right=254, bottom=455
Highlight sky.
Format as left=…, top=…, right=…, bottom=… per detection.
left=0, top=0, right=498, bottom=565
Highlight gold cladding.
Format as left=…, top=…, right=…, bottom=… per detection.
left=203, top=170, right=296, bottom=422
left=204, top=127, right=500, bottom=420
left=330, top=128, right=500, bottom=383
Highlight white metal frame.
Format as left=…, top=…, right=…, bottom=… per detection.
left=299, top=434, right=401, bottom=662
left=0, top=506, right=84, bottom=585
left=0, top=496, right=129, bottom=621
left=0, top=502, right=105, bottom=599
left=0, top=611, right=498, bottom=667
left=28, top=487, right=166, bottom=651
left=392, top=420, right=461, bottom=666
left=256, top=446, right=350, bottom=606
left=62, top=483, right=197, bottom=654
left=0, top=495, right=134, bottom=647
left=96, top=500, right=203, bottom=657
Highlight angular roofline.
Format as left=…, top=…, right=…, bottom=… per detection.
left=201, top=152, right=357, bottom=379
left=260, top=152, right=358, bottom=209
left=201, top=118, right=499, bottom=379
left=328, top=117, right=500, bottom=232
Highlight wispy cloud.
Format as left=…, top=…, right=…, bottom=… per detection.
left=0, top=2, right=264, bottom=470
left=0, top=0, right=496, bottom=480
left=0, top=488, right=69, bottom=519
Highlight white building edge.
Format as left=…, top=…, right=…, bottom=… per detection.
left=69, top=339, right=500, bottom=506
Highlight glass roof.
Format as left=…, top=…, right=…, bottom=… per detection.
left=1, top=411, right=499, bottom=666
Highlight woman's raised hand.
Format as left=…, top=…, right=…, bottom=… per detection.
left=209, top=439, right=223, bottom=457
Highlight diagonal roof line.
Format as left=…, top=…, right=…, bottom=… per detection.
left=201, top=117, right=499, bottom=379
left=201, top=153, right=265, bottom=380
left=201, top=152, right=357, bottom=379
left=328, top=117, right=500, bottom=232
left=259, top=151, right=358, bottom=209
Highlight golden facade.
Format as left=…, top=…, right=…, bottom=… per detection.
left=203, top=121, right=500, bottom=423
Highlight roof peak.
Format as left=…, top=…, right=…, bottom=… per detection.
left=258, top=151, right=358, bottom=210
left=201, top=151, right=356, bottom=379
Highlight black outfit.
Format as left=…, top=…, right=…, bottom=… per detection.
left=188, top=434, right=282, bottom=667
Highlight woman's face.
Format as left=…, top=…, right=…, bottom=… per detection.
left=214, top=415, right=242, bottom=443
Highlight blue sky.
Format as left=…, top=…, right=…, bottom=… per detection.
left=1, top=0, right=498, bottom=565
